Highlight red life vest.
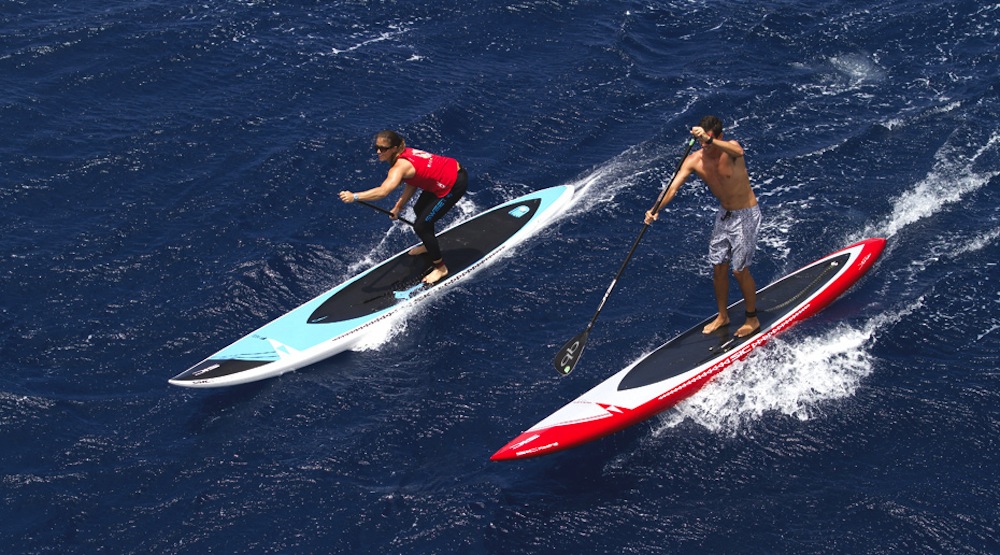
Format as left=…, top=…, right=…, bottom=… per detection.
left=398, top=148, right=459, bottom=198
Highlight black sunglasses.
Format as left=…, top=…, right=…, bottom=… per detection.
left=374, top=144, right=394, bottom=152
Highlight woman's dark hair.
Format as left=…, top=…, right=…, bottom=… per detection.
left=375, top=130, right=405, bottom=148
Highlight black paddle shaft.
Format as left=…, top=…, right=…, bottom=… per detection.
left=357, top=199, right=415, bottom=227
left=553, top=138, right=696, bottom=376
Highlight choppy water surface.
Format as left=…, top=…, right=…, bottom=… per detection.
left=2, top=1, right=998, bottom=553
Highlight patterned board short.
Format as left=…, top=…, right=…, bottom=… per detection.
left=707, top=204, right=762, bottom=271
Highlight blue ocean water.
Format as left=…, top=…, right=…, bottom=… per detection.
left=2, top=0, right=998, bottom=552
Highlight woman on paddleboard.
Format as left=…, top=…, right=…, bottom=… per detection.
left=644, top=115, right=762, bottom=338
left=339, top=130, right=468, bottom=285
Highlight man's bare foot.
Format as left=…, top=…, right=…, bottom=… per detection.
left=422, top=264, right=448, bottom=284
left=735, top=317, right=760, bottom=338
left=702, top=315, right=729, bottom=334
left=409, top=245, right=428, bottom=256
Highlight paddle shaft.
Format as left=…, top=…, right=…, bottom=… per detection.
left=580, top=224, right=651, bottom=334
left=584, top=138, right=696, bottom=329
left=356, top=199, right=415, bottom=227
left=554, top=138, right=696, bottom=375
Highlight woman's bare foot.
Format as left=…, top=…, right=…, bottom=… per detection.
left=409, top=245, right=428, bottom=256
left=702, top=314, right=729, bottom=334
left=422, top=264, right=448, bottom=284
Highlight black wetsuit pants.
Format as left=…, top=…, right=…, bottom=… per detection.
left=411, top=167, right=468, bottom=262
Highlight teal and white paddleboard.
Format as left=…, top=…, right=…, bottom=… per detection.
left=170, top=185, right=575, bottom=388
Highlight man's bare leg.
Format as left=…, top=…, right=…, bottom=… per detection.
left=703, top=263, right=731, bottom=333
left=733, top=267, right=759, bottom=337
left=409, top=245, right=428, bottom=256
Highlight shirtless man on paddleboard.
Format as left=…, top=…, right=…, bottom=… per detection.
left=645, top=115, right=762, bottom=338
left=340, top=130, right=468, bottom=285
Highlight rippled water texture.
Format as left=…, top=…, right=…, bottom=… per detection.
left=2, top=1, right=998, bottom=553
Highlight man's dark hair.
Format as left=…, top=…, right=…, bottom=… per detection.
left=699, top=115, right=723, bottom=137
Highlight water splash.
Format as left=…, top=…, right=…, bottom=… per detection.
left=345, top=222, right=414, bottom=276
left=652, top=296, right=923, bottom=437
left=562, top=140, right=711, bottom=222
left=857, top=130, right=1000, bottom=240
left=829, top=53, right=887, bottom=87
left=328, top=28, right=411, bottom=56
left=350, top=304, right=416, bottom=352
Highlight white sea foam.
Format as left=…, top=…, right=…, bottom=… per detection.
left=651, top=296, right=923, bottom=437
left=563, top=141, right=713, bottom=222
left=829, top=53, right=887, bottom=87
left=561, top=159, right=635, bottom=217
left=857, top=130, right=999, bottom=241
left=895, top=223, right=1000, bottom=292
left=794, top=52, right=888, bottom=98
left=345, top=223, right=413, bottom=276
left=350, top=301, right=416, bottom=352
left=328, top=28, right=409, bottom=56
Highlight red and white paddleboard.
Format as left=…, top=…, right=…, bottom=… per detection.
left=492, top=238, right=886, bottom=461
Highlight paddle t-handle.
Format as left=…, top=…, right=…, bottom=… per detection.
left=552, top=137, right=696, bottom=376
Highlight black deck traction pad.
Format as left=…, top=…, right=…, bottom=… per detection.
left=618, top=252, right=848, bottom=391
left=181, top=358, right=270, bottom=380
left=307, top=198, right=542, bottom=323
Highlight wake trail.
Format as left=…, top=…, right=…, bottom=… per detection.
left=639, top=127, right=999, bottom=439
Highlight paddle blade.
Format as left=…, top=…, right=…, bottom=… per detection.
left=553, top=330, right=589, bottom=376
